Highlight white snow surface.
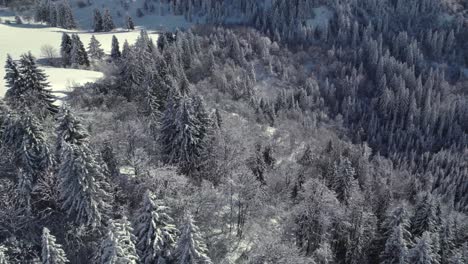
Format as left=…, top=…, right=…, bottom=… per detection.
left=0, top=13, right=158, bottom=96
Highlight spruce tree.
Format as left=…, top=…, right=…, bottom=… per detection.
left=16, top=52, right=58, bottom=116
left=102, top=9, right=115, bottom=32
left=331, top=156, right=358, bottom=205
left=100, top=217, right=139, bottom=264
left=93, top=9, right=103, bottom=32
left=60, top=33, right=72, bottom=67
left=0, top=245, right=8, bottom=264
left=87, top=35, right=105, bottom=60
left=110, top=36, right=121, bottom=59
left=412, top=192, right=438, bottom=237
left=57, top=110, right=110, bottom=227
left=135, top=191, right=178, bottom=264
left=380, top=224, right=408, bottom=264
left=70, top=34, right=90, bottom=67
left=160, top=94, right=205, bottom=174
left=4, top=54, right=23, bottom=108
left=175, top=213, right=212, bottom=264
left=41, top=227, right=69, bottom=264
left=126, top=16, right=135, bottom=30
left=55, top=106, right=88, bottom=160
left=408, top=232, right=440, bottom=264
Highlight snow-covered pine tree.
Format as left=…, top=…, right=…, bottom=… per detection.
left=380, top=224, right=409, bottom=264
left=175, top=213, right=212, bottom=264
left=126, top=16, right=135, bottom=30
left=70, top=34, right=90, bottom=67
left=110, top=36, right=121, bottom=59
left=331, top=156, right=358, bottom=205
left=58, top=0, right=76, bottom=29
left=160, top=94, right=206, bottom=174
left=57, top=110, right=111, bottom=227
left=87, top=35, right=105, bottom=60
left=60, top=33, right=72, bottom=67
left=121, top=40, right=131, bottom=59
left=408, top=232, right=440, bottom=264
left=93, top=9, right=103, bottom=32
left=102, top=9, right=115, bottom=32
left=4, top=54, right=23, bottom=108
left=135, top=190, right=178, bottom=264
left=0, top=245, right=9, bottom=264
left=55, top=106, right=88, bottom=159
left=412, top=192, right=438, bottom=237
left=17, top=52, right=58, bottom=117
left=41, top=227, right=69, bottom=264
left=2, top=111, right=52, bottom=208
left=100, top=217, right=139, bottom=264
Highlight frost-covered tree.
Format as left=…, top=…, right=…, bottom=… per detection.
left=60, top=33, right=72, bottom=67
left=57, top=1, right=76, bottom=29
left=381, top=224, right=409, bottom=264
left=4, top=54, right=22, bottom=107
left=57, top=110, right=110, bottom=227
left=126, top=16, right=135, bottom=30
left=102, top=9, right=115, bottom=32
left=100, top=217, right=139, bottom=264
left=175, top=213, right=212, bottom=264
left=331, top=156, right=357, bottom=205
left=160, top=94, right=206, bottom=174
left=88, top=35, right=105, bottom=60
left=41, top=227, right=69, bottom=264
left=70, top=34, right=90, bottom=67
left=93, top=9, right=103, bottom=32
left=110, top=36, right=121, bottom=59
left=0, top=245, right=9, bottom=264
left=412, top=193, right=438, bottom=237
left=135, top=191, right=178, bottom=264
left=408, top=232, right=440, bottom=264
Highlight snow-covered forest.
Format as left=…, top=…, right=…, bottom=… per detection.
left=0, top=0, right=467, bottom=263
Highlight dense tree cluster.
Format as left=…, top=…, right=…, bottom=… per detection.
left=34, top=0, right=76, bottom=29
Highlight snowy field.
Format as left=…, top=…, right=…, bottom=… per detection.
left=0, top=11, right=158, bottom=97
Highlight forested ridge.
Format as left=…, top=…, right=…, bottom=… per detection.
left=0, top=0, right=467, bottom=263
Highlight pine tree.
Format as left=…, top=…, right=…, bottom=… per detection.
left=160, top=94, right=205, bottom=174
left=4, top=54, right=23, bottom=108
left=100, top=217, right=139, bottom=264
left=408, top=232, right=440, bottom=264
left=126, top=16, right=135, bottom=30
left=93, top=9, right=103, bottom=32
left=381, top=224, right=408, bottom=264
left=41, top=227, right=69, bottom=264
left=87, top=35, right=105, bottom=60
left=101, top=141, right=119, bottom=177
left=102, top=9, right=115, bottom=32
left=57, top=110, right=110, bottom=227
left=0, top=245, right=9, bottom=264
left=59, top=1, right=76, bottom=29
left=135, top=191, right=178, bottom=264
left=110, top=36, right=121, bottom=59
left=55, top=106, right=88, bottom=160
left=16, top=52, right=58, bottom=116
left=331, top=156, right=358, bottom=205
left=175, top=213, right=212, bottom=264
left=70, top=34, right=90, bottom=67
left=412, top=192, right=438, bottom=237
left=60, top=33, right=72, bottom=67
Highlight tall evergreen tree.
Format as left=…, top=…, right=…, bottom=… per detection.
left=100, top=217, right=139, bottom=264
left=0, top=245, right=8, bottom=264
left=380, top=224, right=409, bottom=264
left=4, top=54, right=22, bottom=108
left=87, top=35, right=105, bottom=60
left=412, top=192, right=438, bottom=237
left=175, top=213, right=212, bottom=264
left=102, top=9, right=115, bottom=32
left=60, top=33, right=72, bottom=67
left=110, top=36, right=121, bottom=59
left=70, top=34, right=90, bottom=67
left=41, top=227, right=69, bottom=264
left=408, top=232, right=440, bottom=264
left=16, top=52, right=58, bottom=116
left=135, top=191, right=178, bottom=264
left=160, top=94, right=206, bottom=174
left=331, top=156, right=358, bottom=205
left=93, top=9, right=103, bottom=32
left=126, top=16, right=135, bottom=30
left=55, top=106, right=88, bottom=160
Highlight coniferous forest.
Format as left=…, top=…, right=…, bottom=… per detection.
left=0, top=0, right=468, bottom=263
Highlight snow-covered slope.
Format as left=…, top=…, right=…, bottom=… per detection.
left=0, top=13, right=158, bottom=96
